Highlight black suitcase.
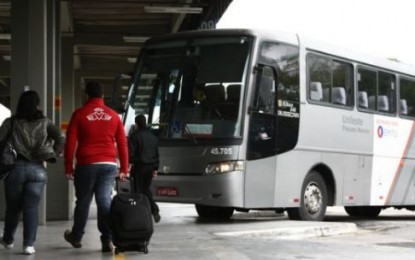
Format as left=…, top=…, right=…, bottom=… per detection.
left=111, top=178, right=154, bottom=254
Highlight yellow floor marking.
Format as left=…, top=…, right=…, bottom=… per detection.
left=113, top=252, right=126, bottom=260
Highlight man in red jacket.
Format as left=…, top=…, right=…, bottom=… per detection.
left=63, top=81, right=129, bottom=253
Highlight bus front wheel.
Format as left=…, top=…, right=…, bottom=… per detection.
left=195, top=204, right=234, bottom=219
left=287, top=171, right=328, bottom=221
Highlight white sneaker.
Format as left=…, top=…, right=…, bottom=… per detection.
left=23, top=246, right=35, bottom=255
left=0, top=239, right=13, bottom=249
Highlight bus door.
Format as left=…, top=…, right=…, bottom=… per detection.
left=245, top=65, right=278, bottom=207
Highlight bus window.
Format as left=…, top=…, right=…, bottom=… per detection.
left=358, top=68, right=377, bottom=111
left=255, top=66, right=275, bottom=114
left=379, top=72, right=396, bottom=113
left=400, top=77, right=415, bottom=117
left=332, top=61, right=353, bottom=106
left=358, top=67, right=396, bottom=114
left=249, top=42, right=300, bottom=159
left=307, top=54, right=353, bottom=107
left=130, top=36, right=252, bottom=140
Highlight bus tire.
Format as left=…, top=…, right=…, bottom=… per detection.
left=195, top=204, right=234, bottom=219
left=287, top=171, right=328, bottom=221
left=344, top=206, right=381, bottom=218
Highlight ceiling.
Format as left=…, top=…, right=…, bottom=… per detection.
left=0, top=0, right=232, bottom=107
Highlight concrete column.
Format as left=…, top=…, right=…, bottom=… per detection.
left=61, top=35, right=75, bottom=219
left=45, top=0, right=68, bottom=221
left=5, top=0, right=59, bottom=224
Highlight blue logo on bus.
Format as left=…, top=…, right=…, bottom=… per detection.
left=377, top=126, right=384, bottom=138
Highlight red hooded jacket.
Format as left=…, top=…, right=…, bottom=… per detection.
left=64, top=98, right=128, bottom=174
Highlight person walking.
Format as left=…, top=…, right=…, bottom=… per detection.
left=63, top=81, right=129, bottom=253
left=0, top=90, right=65, bottom=255
left=128, top=114, right=160, bottom=223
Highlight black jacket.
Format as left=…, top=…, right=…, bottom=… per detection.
left=0, top=117, right=65, bottom=163
left=128, top=127, right=159, bottom=170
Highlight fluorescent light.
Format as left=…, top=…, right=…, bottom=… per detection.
left=3, top=55, right=10, bottom=61
left=123, top=36, right=149, bottom=43
left=127, top=57, right=137, bottom=63
left=0, top=34, right=10, bottom=40
left=144, top=6, right=203, bottom=14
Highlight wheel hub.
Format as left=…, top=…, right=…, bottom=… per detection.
left=304, top=183, right=322, bottom=214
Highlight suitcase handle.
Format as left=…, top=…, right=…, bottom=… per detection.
left=115, top=176, right=135, bottom=194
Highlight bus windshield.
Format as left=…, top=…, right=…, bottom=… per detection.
left=129, top=36, right=252, bottom=141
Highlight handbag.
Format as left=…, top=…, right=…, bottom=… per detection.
left=0, top=117, right=17, bottom=179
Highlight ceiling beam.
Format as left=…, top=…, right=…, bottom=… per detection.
left=70, top=32, right=140, bottom=46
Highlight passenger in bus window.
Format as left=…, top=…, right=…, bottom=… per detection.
left=128, top=114, right=161, bottom=223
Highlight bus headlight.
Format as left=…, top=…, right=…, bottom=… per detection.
left=205, top=161, right=244, bottom=175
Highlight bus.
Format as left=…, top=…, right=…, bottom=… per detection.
left=120, top=28, right=415, bottom=221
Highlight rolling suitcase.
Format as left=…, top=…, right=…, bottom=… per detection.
left=111, top=177, right=154, bottom=254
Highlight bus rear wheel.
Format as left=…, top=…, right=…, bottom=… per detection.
left=287, top=171, right=328, bottom=221
left=344, top=206, right=382, bottom=218
left=195, top=204, right=234, bottom=219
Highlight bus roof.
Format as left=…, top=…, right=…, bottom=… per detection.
left=299, top=34, right=415, bottom=77
left=144, top=28, right=415, bottom=77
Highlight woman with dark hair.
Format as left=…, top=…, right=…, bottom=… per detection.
left=0, top=90, right=65, bottom=255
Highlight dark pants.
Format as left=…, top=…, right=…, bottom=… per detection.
left=2, top=160, right=47, bottom=247
left=71, top=164, right=117, bottom=242
left=131, top=164, right=159, bottom=215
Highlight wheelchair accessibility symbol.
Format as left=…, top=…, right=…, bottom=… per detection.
left=171, top=121, right=182, bottom=137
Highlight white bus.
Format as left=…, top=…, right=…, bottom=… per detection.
left=121, top=29, right=415, bottom=221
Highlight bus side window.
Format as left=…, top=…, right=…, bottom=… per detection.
left=248, top=64, right=278, bottom=160
left=254, top=66, right=275, bottom=114
left=359, top=68, right=395, bottom=114
left=400, top=77, right=415, bottom=117
left=307, top=54, right=352, bottom=107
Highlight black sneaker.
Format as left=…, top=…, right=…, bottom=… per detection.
left=64, top=230, right=82, bottom=248
left=153, top=213, right=161, bottom=223
left=100, top=237, right=114, bottom=253
left=101, top=242, right=114, bottom=253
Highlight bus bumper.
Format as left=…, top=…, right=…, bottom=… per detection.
left=153, top=171, right=244, bottom=207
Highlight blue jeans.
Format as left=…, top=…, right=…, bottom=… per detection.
left=2, top=160, right=47, bottom=247
left=71, top=164, right=116, bottom=242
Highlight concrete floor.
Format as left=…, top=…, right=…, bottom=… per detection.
left=1, top=204, right=410, bottom=260
left=0, top=219, right=117, bottom=260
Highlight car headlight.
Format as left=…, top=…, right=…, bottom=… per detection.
left=205, top=161, right=244, bottom=175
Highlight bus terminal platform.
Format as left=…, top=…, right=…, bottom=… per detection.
left=0, top=203, right=412, bottom=260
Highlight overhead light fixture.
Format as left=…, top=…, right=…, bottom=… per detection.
left=144, top=6, right=203, bottom=14
left=123, top=36, right=149, bottom=43
left=0, top=34, right=11, bottom=40
left=127, top=57, right=137, bottom=63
